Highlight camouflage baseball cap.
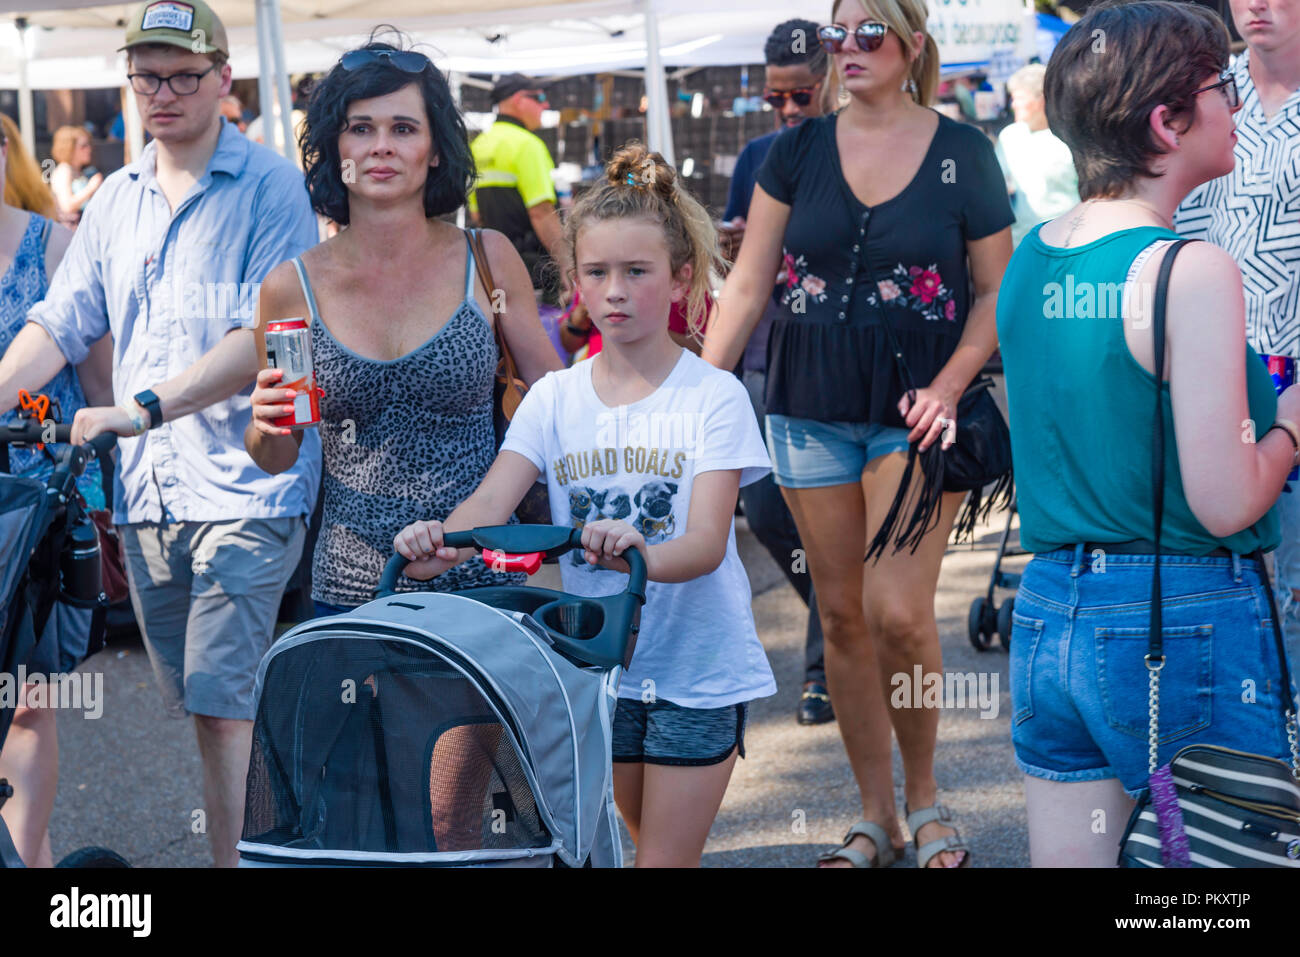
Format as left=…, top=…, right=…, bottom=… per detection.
left=119, top=0, right=229, bottom=57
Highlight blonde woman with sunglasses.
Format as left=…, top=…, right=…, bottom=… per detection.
left=704, top=0, right=1013, bottom=867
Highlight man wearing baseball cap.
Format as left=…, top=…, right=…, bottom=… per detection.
left=468, top=73, right=565, bottom=305
left=0, top=0, right=321, bottom=866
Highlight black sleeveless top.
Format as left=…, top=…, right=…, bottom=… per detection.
left=755, top=112, right=1014, bottom=427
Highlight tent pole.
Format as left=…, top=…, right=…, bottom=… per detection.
left=642, top=0, right=674, bottom=167
left=255, top=0, right=278, bottom=154
left=122, top=85, right=145, bottom=165
left=15, top=17, right=35, bottom=157
left=267, top=0, right=296, bottom=161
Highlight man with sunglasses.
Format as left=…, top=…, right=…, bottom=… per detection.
left=720, top=19, right=835, bottom=726
left=469, top=73, right=565, bottom=307
left=1176, top=0, right=1300, bottom=673
left=0, top=0, right=320, bottom=867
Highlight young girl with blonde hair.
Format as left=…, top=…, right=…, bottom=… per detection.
left=395, top=144, right=775, bottom=867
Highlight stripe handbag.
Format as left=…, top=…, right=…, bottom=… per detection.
left=1117, top=240, right=1300, bottom=868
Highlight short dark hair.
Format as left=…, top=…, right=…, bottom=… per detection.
left=764, top=18, right=828, bottom=75
left=301, top=33, right=474, bottom=224
left=1044, top=0, right=1229, bottom=199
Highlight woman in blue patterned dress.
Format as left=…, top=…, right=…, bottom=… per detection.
left=0, top=118, right=114, bottom=866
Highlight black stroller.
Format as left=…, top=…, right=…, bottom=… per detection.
left=0, top=401, right=127, bottom=867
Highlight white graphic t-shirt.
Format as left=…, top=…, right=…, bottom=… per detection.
left=501, top=350, right=777, bottom=708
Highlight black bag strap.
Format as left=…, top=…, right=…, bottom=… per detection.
left=1148, top=240, right=1189, bottom=663
left=1149, top=240, right=1299, bottom=778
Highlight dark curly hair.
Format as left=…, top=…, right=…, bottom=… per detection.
left=764, top=18, right=827, bottom=75
left=301, top=31, right=475, bottom=224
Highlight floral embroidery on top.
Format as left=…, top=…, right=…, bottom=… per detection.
left=777, top=249, right=828, bottom=307
left=868, top=263, right=956, bottom=322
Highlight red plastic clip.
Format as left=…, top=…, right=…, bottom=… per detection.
left=481, top=549, right=543, bottom=576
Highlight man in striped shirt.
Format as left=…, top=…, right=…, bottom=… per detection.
left=1176, top=0, right=1300, bottom=672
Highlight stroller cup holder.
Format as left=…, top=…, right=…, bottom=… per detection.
left=378, top=525, right=646, bottom=671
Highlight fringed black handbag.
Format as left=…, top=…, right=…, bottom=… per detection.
left=865, top=309, right=1013, bottom=563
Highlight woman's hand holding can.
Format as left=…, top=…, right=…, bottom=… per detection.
left=250, top=368, right=300, bottom=438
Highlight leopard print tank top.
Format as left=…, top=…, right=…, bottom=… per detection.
left=291, top=232, right=525, bottom=607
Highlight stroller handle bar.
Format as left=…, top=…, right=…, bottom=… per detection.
left=377, top=524, right=648, bottom=670
left=1, top=421, right=116, bottom=494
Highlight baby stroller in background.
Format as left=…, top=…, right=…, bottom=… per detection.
left=0, top=404, right=127, bottom=868
left=238, top=524, right=646, bottom=868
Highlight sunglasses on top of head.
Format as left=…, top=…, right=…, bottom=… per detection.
left=817, top=22, right=889, bottom=54
left=763, top=86, right=819, bottom=109
left=340, top=49, right=431, bottom=74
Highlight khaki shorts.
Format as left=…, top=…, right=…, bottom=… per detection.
left=120, top=517, right=306, bottom=720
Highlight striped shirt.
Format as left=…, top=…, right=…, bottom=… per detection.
left=1175, top=51, right=1300, bottom=357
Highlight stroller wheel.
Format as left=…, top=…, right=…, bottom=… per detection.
left=56, top=846, right=130, bottom=868
left=996, top=597, right=1015, bottom=651
left=968, top=598, right=995, bottom=651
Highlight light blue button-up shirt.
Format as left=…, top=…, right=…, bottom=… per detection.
left=28, top=119, right=321, bottom=525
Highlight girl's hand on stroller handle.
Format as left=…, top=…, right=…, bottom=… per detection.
left=580, top=519, right=646, bottom=575
left=393, top=519, right=460, bottom=580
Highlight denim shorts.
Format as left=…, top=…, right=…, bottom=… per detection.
left=612, top=697, right=748, bottom=766
left=765, top=414, right=911, bottom=489
left=1010, top=546, right=1298, bottom=797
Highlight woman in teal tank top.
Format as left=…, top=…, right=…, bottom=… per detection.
left=997, top=2, right=1300, bottom=867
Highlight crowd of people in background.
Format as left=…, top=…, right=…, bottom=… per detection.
left=0, top=0, right=1297, bottom=871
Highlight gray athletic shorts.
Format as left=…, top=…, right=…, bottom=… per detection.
left=120, top=517, right=306, bottom=720
left=611, top=697, right=748, bottom=766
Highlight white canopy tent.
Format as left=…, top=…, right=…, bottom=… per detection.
left=3, top=0, right=1038, bottom=162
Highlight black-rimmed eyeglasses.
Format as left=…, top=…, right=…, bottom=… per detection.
left=127, top=65, right=217, bottom=96
left=340, top=49, right=431, bottom=74
left=1192, top=70, right=1239, bottom=110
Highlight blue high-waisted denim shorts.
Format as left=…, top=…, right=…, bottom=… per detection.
left=765, top=414, right=910, bottom=488
left=1010, top=545, right=1297, bottom=797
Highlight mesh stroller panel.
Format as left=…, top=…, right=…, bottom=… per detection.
left=243, top=636, right=550, bottom=856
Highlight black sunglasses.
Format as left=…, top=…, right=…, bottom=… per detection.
left=520, top=91, right=548, bottom=104
left=763, top=86, right=818, bottom=109
left=340, top=49, right=431, bottom=74
left=1191, top=70, right=1240, bottom=110
left=817, top=22, right=888, bottom=54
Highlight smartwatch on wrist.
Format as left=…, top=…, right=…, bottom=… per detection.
left=133, top=389, right=163, bottom=431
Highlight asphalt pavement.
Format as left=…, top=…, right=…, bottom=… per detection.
left=45, top=504, right=1031, bottom=868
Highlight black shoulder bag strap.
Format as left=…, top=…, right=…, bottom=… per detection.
left=1148, top=238, right=1300, bottom=779
left=1148, top=239, right=1189, bottom=666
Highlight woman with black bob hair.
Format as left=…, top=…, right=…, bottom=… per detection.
left=997, top=0, right=1300, bottom=866
left=302, top=39, right=474, bottom=224
left=245, top=32, right=563, bottom=614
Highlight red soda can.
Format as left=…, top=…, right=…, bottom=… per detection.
left=265, top=319, right=322, bottom=430
left=1261, top=353, right=1298, bottom=479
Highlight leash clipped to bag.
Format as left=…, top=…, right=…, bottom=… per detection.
left=1119, top=239, right=1300, bottom=869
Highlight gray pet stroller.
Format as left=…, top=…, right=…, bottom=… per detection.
left=237, top=524, right=645, bottom=868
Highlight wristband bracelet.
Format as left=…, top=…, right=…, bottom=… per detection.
left=1272, top=417, right=1300, bottom=450
left=563, top=322, right=592, bottom=338
left=119, top=401, right=147, bottom=437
